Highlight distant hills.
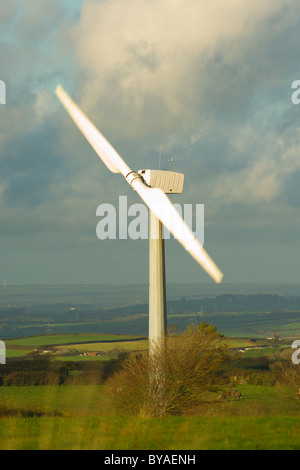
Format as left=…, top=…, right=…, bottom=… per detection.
left=0, top=284, right=299, bottom=339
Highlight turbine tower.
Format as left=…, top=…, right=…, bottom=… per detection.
left=55, top=85, right=223, bottom=350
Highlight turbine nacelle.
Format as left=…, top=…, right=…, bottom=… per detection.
left=138, top=169, right=184, bottom=194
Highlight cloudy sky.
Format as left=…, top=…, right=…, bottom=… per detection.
left=1, top=0, right=300, bottom=286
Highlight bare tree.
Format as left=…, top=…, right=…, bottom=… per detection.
left=105, top=323, right=232, bottom=417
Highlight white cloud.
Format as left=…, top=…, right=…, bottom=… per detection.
left=59, top=0, right=300, bottom=212
left=68, top=0, right=299, bottom=139
left=212, top=157, right=281, bottom=204
left=197, top=121, right=300, bottom=206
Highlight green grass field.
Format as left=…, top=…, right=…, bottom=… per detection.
left=5, top=333, right=148, bottom=359
left=6, top=334, right=143, bottom=348
left=0, top=384, right=299, bottom=449
left=0, top=415, right=299, bottom=450
left=0, top=385, right=105, bottom=417
left=2, top=285, right=300, bottom=449
left=1, top=383, right=299, bottom=417
left=1, top=330, right=300, bottom=449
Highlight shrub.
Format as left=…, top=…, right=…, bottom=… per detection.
left=105, top=323, right=232, bottom=417
left=3, top=371, right=59, bottom=386
left=234, top=356, right=270, bottom=370
left=275, top=359, right=300, bottom=387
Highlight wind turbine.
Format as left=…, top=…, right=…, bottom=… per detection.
left=55, top=85, right=223, bottom=350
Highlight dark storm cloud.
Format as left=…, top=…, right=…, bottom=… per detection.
left=1, top=120, right=64, bottom=207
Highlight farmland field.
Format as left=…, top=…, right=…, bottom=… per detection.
left=0, top=283, right=300, bottom=450
left=5, top=334, right=145, bottom=348
left=5, top=333, right=148, bottom=360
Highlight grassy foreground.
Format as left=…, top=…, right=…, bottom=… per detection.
left=0, top=415, right=299, bottom=450
left=0, top=384, right=300, bottom=449
left=1, top=329, right=300, bottom=450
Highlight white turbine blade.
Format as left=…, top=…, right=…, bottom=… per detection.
left=55, top=85, right=223, bottom=283
left=55, top=85, right=131, bottom=176
left=132, top=179, right=223, bottom=284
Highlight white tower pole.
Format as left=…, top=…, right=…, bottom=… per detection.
left=148, top=210, right=167, bottom=353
